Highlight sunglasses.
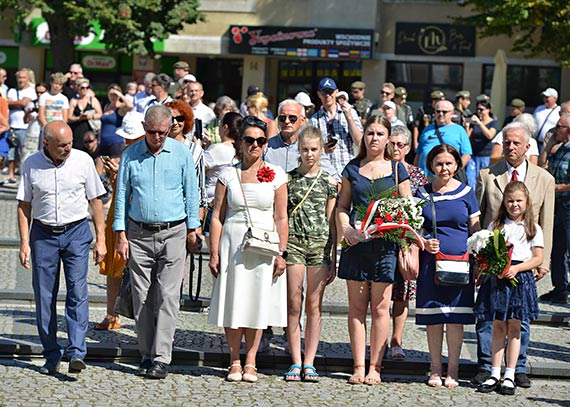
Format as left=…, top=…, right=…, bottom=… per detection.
left=320, top=89, right=335, bottom=96
left=241, top=116, right=267, bottom=132
left=172, top=115, right=185, bottom=123
left=146, top=128, right=170, bottom=136
left=79, top=86, right=89, bottom=90
left=435, top=110, right=452, bottom=114
left=243, top=136, right=267, bottom=146
left=277, top=115, right=298, bottom=124
left=390, top=141, right=408, bottom=149
left=381, top=91, right=393, bottom=95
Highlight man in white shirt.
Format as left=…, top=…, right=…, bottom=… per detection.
left=17, top=121, right=106, bottom=375
left=7, top=68, right=37, bottom=184
left=533, top=87, right=560, bottom=151
left=187, top=81, right=215, bottom=138
left=0, top=68, right=7, bottom=98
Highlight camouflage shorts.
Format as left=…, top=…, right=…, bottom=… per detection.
left=287, top=234, right=332, bottom=267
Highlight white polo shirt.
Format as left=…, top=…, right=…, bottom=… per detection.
left=17, top=149, right=106, bottom=226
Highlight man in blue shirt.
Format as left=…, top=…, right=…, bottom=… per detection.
left=415, top=100, right=472, bottom=176
left=114, top=105, right=201, bottom=379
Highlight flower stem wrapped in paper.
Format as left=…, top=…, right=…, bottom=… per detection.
left=342, top=183, right=425, bottom=251
left=467, top=229, right=516, bottom=286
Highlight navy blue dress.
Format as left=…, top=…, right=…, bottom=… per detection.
left=415, top=183, right=480, bottom=325
left=338, top=159, right=409, bottom=283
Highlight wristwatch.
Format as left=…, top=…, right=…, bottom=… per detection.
left=278, top=249, right=288, bottom=259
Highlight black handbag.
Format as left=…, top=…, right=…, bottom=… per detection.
left=430, top=193, right=470, bottom=286
left=7, top=129, right=19, bottom=148
left=114, top=268, right=134, bottom=319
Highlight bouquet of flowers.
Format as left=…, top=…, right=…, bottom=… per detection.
left=467, top=229, right=516, bottom=286
left=344, top=183, right=425, bottom=250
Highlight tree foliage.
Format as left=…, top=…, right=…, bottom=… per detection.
left=449, top=0, right=570, bottom=66
left=0, top=0, right=204, bottom=71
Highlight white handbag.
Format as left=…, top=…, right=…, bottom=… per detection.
left=236, top=167, right=280, bottom=257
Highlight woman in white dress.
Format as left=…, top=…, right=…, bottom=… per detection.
left=208, top=116, right=288, bottom=383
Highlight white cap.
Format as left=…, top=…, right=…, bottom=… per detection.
left=179, top=74, right=197, bottom=86
left=542, top=88, right=558, bottom=99
left=382, top=100, right=396, bottom=111
left=337, top=91, right=349, bottom=100
left=294, top=92, right=314, bottom=108
left=116, top=111, right=145, bottom=140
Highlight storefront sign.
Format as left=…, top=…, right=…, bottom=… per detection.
left=229, top=25, right=373, bottom=60
left=82, top=55, right=117, bottom=70
left=395, top=23, right=475, bottom=57
left=29, top=18, right=164, bottom=52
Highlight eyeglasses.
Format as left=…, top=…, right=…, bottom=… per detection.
left=556, top=124, right=570, bottom=130
left=381, top=91, right=393, bottom=96
left=277, top=115, right=298, bottom=124
left=435, top=110, right=452, bottom=114
left=390, top=141, right=408, bottom=149
left=79, top=86, right=89, bottom=90
left=243, top=136, right=267, bottom=146
left=70, top=71, right=80, bottom=75
left=172, top=115, right=185, bottom=123
left=241, top=116, right=267, bottom=132
left=320, top=89, right=335, bottom=96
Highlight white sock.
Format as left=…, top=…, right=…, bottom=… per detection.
left=482, top=367, right=501, bottom=385
left=503, top=368, right=515, bottom=388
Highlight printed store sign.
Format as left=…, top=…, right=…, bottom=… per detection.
left=395, top=23, right=475, bottom=57
left=229, top=25, right=373, bottom=60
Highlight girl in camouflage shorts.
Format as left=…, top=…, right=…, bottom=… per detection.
left=284, top=126, right=338, bottom=383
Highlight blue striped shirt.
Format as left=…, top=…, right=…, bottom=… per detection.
left=113, top=137, right=200, bottom=231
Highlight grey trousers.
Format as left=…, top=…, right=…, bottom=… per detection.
left=127, top=220, right=186, bottom=364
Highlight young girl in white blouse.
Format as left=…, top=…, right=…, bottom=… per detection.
left=475, top=181, right=543, bottom=396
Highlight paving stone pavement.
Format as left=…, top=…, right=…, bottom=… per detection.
left=0, top=359, right=569, bottom=407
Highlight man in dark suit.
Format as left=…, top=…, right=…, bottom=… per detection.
left=475, top=121, right=555, bottom=388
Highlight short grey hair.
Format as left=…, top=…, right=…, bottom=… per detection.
left=152, top=73, right=171, bottom=90
left=561, top=101, right=570, bottom=115
left=502, top=122, right=530, bottom=143
left=390, top=125, right=412, bottom=145
left=513, top=113, right=537, bottom=136
left=278, top=99, right=305, bottom=118
left=143, top=72, right=155, bottom=86
left=214, top=96, right=238, bottom=116
left=145, top=105, right=172, bottom=126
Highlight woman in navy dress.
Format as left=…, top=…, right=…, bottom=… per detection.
left=337, top=115, right=411, bottom=384
left=415, top=144, right=480, bottom=388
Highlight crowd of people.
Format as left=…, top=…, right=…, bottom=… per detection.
left=8, top=61, right=570, bottom=393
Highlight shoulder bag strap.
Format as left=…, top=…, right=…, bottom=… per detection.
left=536, top=106, right=558, bottom=138
left=434, top=124, right=444, bottom=144
left=290, top=170, right=322, bottom=216
left=236, top=166, right=254, bottom=229
left=430, top=192, right=437, bottom=240
left=393, top=160, right=399, bottom=194
left=235, top=165, right=275, bottom=232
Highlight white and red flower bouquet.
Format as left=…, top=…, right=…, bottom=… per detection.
left=343, top=184, right=425, bottom=250
left=467, top=229, right=516, bottom=286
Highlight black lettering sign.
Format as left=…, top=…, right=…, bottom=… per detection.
left=395, top=23, right=475, bottom=57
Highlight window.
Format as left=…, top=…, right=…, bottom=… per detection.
left=387, top=61, right=463, bottom=103
left=482, top=65, right=561, bottom=108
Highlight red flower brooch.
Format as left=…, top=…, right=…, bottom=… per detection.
left=257, top=166, right=275, bottom=183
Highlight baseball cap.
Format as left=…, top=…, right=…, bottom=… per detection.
left=337, top=91, right=349, bottom=100
left=351, top=81, right=366, bottom=89
left=456, top=90, right=471, bottom=99
left=510, top=98, right=525, bottom=108
left=394, top=87, right=407, bottom=97
left=318, top=77, right=337, bottom=91
left=542, top=88, right=558, bottom=99
left=116, top=112, right=145, bottom=140
left=294, top=92, right=314, bottom=108
left=178, top=74, right=197, bottom=85
left=476, top=94, right=490, bottom=102
left=430, top=90, right=445, bottom=100
left=173, top=61, right=189, bottom=70
left=247, top=85, right=260, bottom=96
left=382, top=101, right=396, bottom=111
